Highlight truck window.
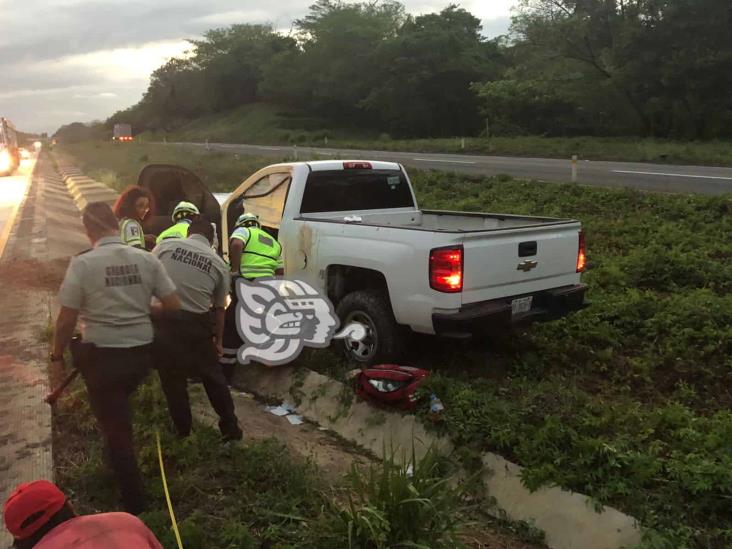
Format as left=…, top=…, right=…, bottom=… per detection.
left=240, top=173, right=291, bottom=229
left=300, top=169, right=415, bottom=213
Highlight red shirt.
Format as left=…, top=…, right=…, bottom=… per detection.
left=35, top=512, right=163, bottom=548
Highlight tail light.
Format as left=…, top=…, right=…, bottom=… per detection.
left=430, top=246, right=463, bottom=293
left=343, top=162, right=371, bottom=170
left=576, top=231, right=586, bottom=273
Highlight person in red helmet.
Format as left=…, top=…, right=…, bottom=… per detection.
left=3, top=480, right=163, bottom=549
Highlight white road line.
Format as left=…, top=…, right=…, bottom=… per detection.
left=412, top=157, right=477, bottom=165
left=612, top=170, right=732, bottom=181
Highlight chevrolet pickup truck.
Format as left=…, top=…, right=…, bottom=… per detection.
left=138, top=160, right=587, bottom=365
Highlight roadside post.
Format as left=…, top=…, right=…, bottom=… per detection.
left=461, top=137, right=465, bottom=150
left=205, top=139, right=210, bottom=151
left=324, top=136, right=328, bottom=146
left=571, top=155, right=578, bottom=182
left=293, top=144, right=298, bottom=160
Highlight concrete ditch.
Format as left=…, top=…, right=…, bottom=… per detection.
left=57, top=160, right=644, bottom=549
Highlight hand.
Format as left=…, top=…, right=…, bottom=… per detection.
left=150, top=304, right=164, bottom=318
left=215, top=340, right=224, bottom=358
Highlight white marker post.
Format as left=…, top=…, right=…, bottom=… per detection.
left=461, top=137, right=466, bottom=150
left=205, top=139, right=210, bottom=151
left=571, top=155, right=578, bottom=182
left=293, top=144, right=298, bottom=160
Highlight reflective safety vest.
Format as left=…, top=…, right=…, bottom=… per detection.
left=119, top=218, right=145, bottom=248
left=156, top=220, right=191, bottom=244
left=231, top=226, right=282, bottom=279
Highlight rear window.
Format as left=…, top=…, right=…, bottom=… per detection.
left=300, top=169, right=414, bottom=213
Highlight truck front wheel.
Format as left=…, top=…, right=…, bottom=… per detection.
left=336, top=290, right=405, bottom=366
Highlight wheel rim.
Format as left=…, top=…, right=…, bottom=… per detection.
left=343, top=310, right=378, bottom=362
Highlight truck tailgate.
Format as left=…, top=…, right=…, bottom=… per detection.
left=461, top=222, right=582, bottom=304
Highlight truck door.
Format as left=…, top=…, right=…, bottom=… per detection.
left=137, top=164, right=222, bottom=251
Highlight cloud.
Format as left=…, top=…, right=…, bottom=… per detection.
left=2, top=0, right=515, bottom=133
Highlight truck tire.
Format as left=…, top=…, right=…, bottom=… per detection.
left=336, top=290, right=405, bottom=366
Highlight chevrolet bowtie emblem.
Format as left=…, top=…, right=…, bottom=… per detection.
left=517, top=260, right=538, bottom=272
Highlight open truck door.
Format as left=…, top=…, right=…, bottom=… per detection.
left=137, top=164, right=222, bottom=252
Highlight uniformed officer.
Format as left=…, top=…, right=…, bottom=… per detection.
left=156, top=201, right=200, bottom=244
left=220, top=213, right=284, bottom=378
left=112, top=186, right=155, bottom=249
left=51, top=202, right=180, bottom=514
left=152, top=217, right=243, bottom=441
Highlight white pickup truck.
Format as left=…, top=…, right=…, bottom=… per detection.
left=138, top=160, right=587, bottom=364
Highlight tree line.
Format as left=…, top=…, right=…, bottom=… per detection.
left=105, top=0, right=732, bottom=140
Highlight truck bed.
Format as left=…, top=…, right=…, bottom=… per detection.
left=299, top=209, right=576, bottom=232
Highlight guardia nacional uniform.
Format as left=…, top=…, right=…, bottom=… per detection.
left=58, top=235, right=177, bottom=513
left=119, top=217, right=145, bottom=249
left=152, top=233, right=242, bottom=440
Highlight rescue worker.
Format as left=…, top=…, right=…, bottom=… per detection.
left=112, top=186, right=155, bottom=249
left=152, top=217, right=243, bottom=441
left=220, top=213, right=284, bottom=379
left=51, top=202, right=180, bottom=514
left=3, top=480, right=163, bottom=549
left=155, top=200, right=199, bottom=244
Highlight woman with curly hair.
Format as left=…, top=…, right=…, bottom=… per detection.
left=112, top=186, right=155, bottom=249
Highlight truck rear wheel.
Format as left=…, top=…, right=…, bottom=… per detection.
left=336, top=290, right=405, bottom=366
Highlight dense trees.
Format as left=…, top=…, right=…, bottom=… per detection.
left=106, top=0, right=732, bottom=140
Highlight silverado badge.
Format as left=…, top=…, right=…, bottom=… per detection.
left=517, top=260, right=538, bottom=272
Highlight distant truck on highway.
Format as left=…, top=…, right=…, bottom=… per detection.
left=138, top=160, right=588, bottom=365
left=0, top=117, right=20, bottom=176
left=113, top=123, right=133, bottom=142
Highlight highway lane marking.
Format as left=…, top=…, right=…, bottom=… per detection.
left=0, top=189, right=25, bottom=261
left=612, top=170, right=732, bottom=181
left=412, top=157, right=477, bottom=165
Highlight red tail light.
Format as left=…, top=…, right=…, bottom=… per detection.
left=430, top=246, right=463, bottom=293
left=343, top=162, right=372, bottom=170
left=576, top=231, right=586, bottom=273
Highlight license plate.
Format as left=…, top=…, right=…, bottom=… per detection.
left=511, top=296, right=533, bottom=316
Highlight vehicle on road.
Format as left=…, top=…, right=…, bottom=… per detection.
left=138, top=161, right=588, bottom=365
left=113, top=123, right=133, bottom=142
left=0, top=118, right=20, bottom=176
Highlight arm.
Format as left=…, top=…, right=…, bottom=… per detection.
left=159, top=292, right=181, bottom=313
left=52, top=306, right=79, bottom=359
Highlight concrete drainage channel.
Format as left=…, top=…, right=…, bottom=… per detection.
left=55, top=159, right=642, bottom=549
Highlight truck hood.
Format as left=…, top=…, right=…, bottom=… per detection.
left=137, top=164, right=221, bottom=236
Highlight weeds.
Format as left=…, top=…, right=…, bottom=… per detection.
left=314, top=445, right=468, bottom=548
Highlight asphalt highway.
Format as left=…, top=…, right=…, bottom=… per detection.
left=0, top=153, right=36, bottom=260
left=173, top=141, right=732, bottom=195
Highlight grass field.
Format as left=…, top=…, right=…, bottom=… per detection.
left=60, top=142, right=732, bottom=547
left=141, top=103, right=732, bottom=166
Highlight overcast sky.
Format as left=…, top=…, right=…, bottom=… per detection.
left=0, top=0, right=516, bottom=134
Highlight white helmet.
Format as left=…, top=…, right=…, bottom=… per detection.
left=235, top=212, right=260, bottom=228
left=172, top=201, right=199, bottom=222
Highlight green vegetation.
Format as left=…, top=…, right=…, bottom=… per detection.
left=155, top=105, right=732, bottom=165
left=54, top=377, right=493, bottom=548
left=408, top=172, right=731, bottom=547
left=82, top=0, right=731, bottom=149
left=60, top=142, right=732, bottom=546
left=57, top=141, right=280, bottom=193
left=317, top=446, right=466, bottom=548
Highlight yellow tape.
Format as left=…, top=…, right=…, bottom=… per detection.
left=156, top=431, right=184, bottom=549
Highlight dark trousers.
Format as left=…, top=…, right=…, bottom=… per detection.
left=154, top=312, right=240, bottom=439
left=220, top=290, right=242, bottom=383
left=79, top=344, right=152, bottom=515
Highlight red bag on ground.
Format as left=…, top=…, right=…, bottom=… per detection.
left=355, top=365, right=430, bottom=410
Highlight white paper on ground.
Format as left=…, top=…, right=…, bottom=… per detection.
left=286, top=415, right=304, bottom=426
left=265, top=405, right=290, bottom=417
